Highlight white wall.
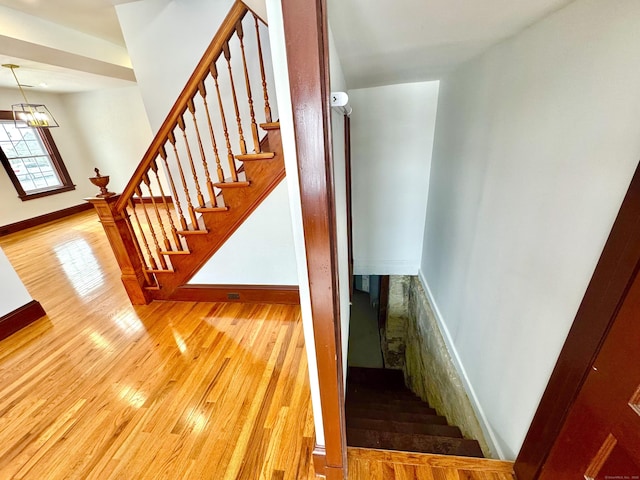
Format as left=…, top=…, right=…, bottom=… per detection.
left=421, top=0, right=640, bottom=460
left=265, top=0, right=324, bottom=446
left=0, top=247, right=33, bottom=317
left=328, top=26, right=351, bottom=382
left=349, top=81, right=439, bottom=275
left=0, top=88, right=96, bottom=225
left=61, top=86, right=153, bottom=192
left=116, top=0, right=296, bottom=286
left=189, top=181, right=297, bottom=284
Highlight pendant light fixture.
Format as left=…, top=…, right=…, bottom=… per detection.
left=2, top=64, right=59, bottom=128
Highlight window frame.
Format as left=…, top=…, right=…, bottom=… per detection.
left=0, top=110, right=75, bottom=201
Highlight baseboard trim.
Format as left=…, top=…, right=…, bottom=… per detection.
left=0, top=300, right=46, bottom=341
left=417, top=269, right=505, bottom=459
left=170, top=284, right=300, bottom=304
left=312, top=444, right=327, bottom=477
left=0, top=203, right=93, bottom=237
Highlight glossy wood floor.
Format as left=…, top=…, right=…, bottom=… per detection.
left=0, top=211, right=316, bottom=479
left=0, top=211, right=515, bottom=479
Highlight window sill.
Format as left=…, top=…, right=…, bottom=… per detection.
left=18, top=184, right=76, bottom=201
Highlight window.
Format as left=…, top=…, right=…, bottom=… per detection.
left=0, top=110, right=74, bottom=200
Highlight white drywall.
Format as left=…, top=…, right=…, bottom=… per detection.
left=421, top=0, right=640, bottom=459
left=0, top=247, right=33, bottom=317
left=189, top=181, right=297, bottom=285
left=115, top=0, right=296, bottom=287
left=328, top=26, right=352, bottom=382
left=349, top=81, right=439, bottom=275
left=0, top=87, right=96, bottom=226
left=61, top=86, right=153, bottom=193
left=265, top=0, right=324, bottom=446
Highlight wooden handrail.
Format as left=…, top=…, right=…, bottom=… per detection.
left=116, top=1, right=249, bottom=212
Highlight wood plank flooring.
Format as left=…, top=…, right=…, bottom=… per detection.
left=0, top=211, right=515, bottom=479
left=0, top=211, right=316, bottom=479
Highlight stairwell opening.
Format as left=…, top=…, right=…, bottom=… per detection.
left=345, top=274, right=491, bottom=458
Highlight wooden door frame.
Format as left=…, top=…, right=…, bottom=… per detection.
left=281, top=0, right=347, bottom=478
left=515, top=161, right=640, bottom=479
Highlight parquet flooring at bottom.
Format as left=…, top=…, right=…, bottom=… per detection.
left=0, top=211, right=316, bottom=480
left=347, top=448, right=515, bottom=480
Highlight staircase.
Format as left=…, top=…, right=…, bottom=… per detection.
left=346, top=367, right=484, bottom=457
left=87, top=2, right=286, bottom=305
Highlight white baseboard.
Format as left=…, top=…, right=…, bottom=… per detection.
left=417, top=269, right=505, bottom=459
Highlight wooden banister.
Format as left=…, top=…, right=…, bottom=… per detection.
left=116, top=1, right=248, bottom=212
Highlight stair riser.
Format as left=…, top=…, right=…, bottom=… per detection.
left=347, top=418, right=462, bottom=438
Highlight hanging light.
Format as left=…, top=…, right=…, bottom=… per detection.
left=2, top=64, right=59, bottom=128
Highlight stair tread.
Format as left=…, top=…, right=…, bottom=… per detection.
left=347, top=417, right=462, bottom=438
left=214, top=180, right=251, bottom=188
left=346, top=400, right=437, bottom=415
left=346, top=428, right=484, bottom=457
left=347, top=385, right=423, bottom=400
left=348, top=367, right=406, bottom=389
left=346, top=407, right=448, bottom=425
left=235, top=152, right=275, bottom=161
left=260, top=121, right=280, bottom=130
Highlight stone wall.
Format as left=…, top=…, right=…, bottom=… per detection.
left=403, top=276, right=493, bottom=457
left=381, top=275, right=410, bottom=369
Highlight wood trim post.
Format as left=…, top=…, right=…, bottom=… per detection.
left=281, top=0, right=347, bottom=478
left=86, top=195, right=150, bottom=305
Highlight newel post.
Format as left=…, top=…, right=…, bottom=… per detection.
left=86, top=169, right=150, bottom=305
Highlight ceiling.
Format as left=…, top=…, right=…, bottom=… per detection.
left=328, top=0, right=576, bottom=88
left=0, top=0, right=125, bottom=46
left=0, top=0, right=135, bottom=93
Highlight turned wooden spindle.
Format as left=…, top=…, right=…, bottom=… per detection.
left=254, top=14, right=272, bottom=123
left=210, top=62, right=239, bottom=182
left=142, top=172, right=172, bottom=252
left=198, top=81, right=225, bottom=185
left=150, top=157, right=182, bottom=249
left=236, top=20, right=260, bottom=153
left=127, top=198, right=158, bottom=271
left=135, top=186, right=168, bottom=270
left=177, top=114, right=205, bottom=208
left=159, top=146, right=188, bottom=232
left=168, top=130, right=200, bottom=229
left=223, top=41, right=247, bottom=156
left=187, top=98, right=216, bottom=206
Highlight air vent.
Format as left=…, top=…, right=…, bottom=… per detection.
left=227, top=292, right=240, bottom=300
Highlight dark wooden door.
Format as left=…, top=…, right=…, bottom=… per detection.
left=539, top=265, right=640, bottom=479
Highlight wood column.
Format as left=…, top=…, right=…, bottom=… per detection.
left=281, top=0, right=347, bottom=478
left=86, top=195, right=150, bottom=305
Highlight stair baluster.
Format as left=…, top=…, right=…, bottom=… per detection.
left=210, top=62, right=239, bottom=182
left=168, top=131, right=200, bottom=229
left=150, top=158, right=183, bottom=250
left=135, top=186, right=169, bottom=270
left=236, top=20, right=260, bottom=154
left=177, top=114, right=205, bottom=209
left=254, top=14, right=272, bottom=124
left=187, top=98, right=217, bottom=207
left=198, top=81, right=225, bottom=185
left=128, top=198, right=158, bottom=271
left=159, top=146, right=188, bottom=232
left=222, top=41, right=247, bottom=156
left=142, top=173, right=173, bottom=252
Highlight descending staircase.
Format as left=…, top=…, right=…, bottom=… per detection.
left=87, top=2, right=286, bottom=305
left=346, top=367, right=484, bottom=457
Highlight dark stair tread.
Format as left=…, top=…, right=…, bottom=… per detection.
left=347, top=417, right=462, bottom=438
left=346, top=400, right=437, bottom=415
left=346, top=407, right=448, bottom=425
left=347, top=383, right=420, bottom=397
left=348, top=367, right=405, bottom=389
left=346, top=428, right=484, bottom=458
left=347, top=390, right=429, bottom=406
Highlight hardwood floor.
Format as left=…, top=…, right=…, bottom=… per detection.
left=0, top=211, right=315, bottom=479
left=348, top=448, right=515, bottom=480
left=0, top=211, right=515, bottom=479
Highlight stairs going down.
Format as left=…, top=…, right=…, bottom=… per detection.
left=346, top=367, right=484, bottom=458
